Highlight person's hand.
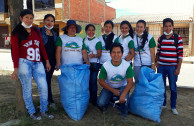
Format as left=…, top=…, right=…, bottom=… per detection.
left=174, top=68, right=180, bottom=75
left=89, top=51, right=94, bottom=58
left=46, top=61, right=51, bottom=72
left=11, top=68, right=18, bottom=80
left=125, top=55, right=130, bottom=61
left=119, top=94, right=126, bottom=103
left=151, top=64, right=156, bottom=72
left=113, top=89, right=120, bottom=96
left=56, top=62, right=60, bottom=71
left=155, top=62, right=159, bottom=68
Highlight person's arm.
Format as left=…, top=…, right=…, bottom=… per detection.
left=99, top=66, right=120, bottom=96
left=174, top=35, right=183, bottom=75
left=82, top=40, right=90, bottom=65
left=55, top=37, right=62, bottom=70
left=155, top=37, right=161, bottom=68
left=119, top=65, right=134, bottom=103
left=11, top=34, right=20, bottom=79
left=90, top=41, right=102, bottom=58
left=149, top=37, right=156, bottom=71
left=150, top=47, right=156, bottom=71
left=39, top=32, right=51, bottom=72
left=119, top=77, right=133, bottom=103
left=125, top=40, right=135, bottom=61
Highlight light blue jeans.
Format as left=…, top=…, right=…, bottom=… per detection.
left=18, top=58, right=48, bottom=115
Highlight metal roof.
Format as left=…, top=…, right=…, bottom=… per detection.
left=113, top=13, right=193, bottom=24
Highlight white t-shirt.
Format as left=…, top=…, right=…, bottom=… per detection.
left=118, top=35, right=134, bottom=64
left=83, top=37, right=101, bottom=63
left=100, top=59, right=132, bottom=88
left=60, top=34, right=83, bottom=65
left=98, top=34, right=118, bottom=64
left=133, top=33, right=156, bottom=66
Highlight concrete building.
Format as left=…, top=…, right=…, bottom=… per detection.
left=0, top=0, right=116, bottom=47
left=113, top=12, right=194, bottom=56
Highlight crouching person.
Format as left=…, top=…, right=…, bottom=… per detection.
left=97, top=43, right=134, bottom=117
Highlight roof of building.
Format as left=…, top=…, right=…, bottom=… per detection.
left=113, top=13, right=193, bottom=24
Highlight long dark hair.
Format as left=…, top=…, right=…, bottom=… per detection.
left=120, top=20, right=133, bottom=38
left=11, top=9, right=34, bottom=41
left=136, top=20, right=148, bottom=49
left=103, top=20, right=115, bottom=50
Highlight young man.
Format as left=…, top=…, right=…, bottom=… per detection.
left=97, top=43, right=134, bottom=117
left=156, top=18, right=183, bottom=115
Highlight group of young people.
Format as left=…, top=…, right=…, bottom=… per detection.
left=10, top=9, right=183, bottom=120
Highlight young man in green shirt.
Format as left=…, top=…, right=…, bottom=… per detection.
left=97, top=43, right=134, bottom=117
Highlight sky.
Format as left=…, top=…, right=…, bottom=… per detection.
left=105, top=0, right=194, bottom=18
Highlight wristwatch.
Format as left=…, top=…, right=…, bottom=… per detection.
left=152, top=62, right=155, bottom=65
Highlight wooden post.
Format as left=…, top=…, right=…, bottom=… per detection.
left=15, top=78, right=25, bottom=112
left=8, top=0, right=25, bottom=112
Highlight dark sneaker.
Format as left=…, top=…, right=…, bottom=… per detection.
left=41, top=112, right=54, bottom=119
left=30, top=112, right=42, bottom=120
left=98, top=106, right=107, bottom=114
left=49, top=103, right=57, bottom=110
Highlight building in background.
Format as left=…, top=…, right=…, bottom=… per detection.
left=0, top=0, right=116, bottom=47
left=113, top=12, right=194, bottom=56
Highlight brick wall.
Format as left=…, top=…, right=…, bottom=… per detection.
left=64, top=0, right=116, bottom=24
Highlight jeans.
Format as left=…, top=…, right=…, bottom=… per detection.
left=18, top=58, right=48, bottom=115
left=157, top=65, right=178, bottom=109
left=43, top=61, right=56, bottom=103
left=134, top=66, right=151, bottom=84
left=97, top=86, right=129, bottom=116
left=89, top=63, right=100, bottom=105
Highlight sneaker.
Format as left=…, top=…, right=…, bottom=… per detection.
left=98, top=106, right=107, bottom=114
left=49, top=103, right=57, bottom=110
left=30, top=112, right=42, bottom=120
left=171, top=109, right=179, bottom=115
left=41, top=112, right=54, bottom=119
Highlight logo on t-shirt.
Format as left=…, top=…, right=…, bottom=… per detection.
left=86, top=46, right=91, bottom=53
left=111, top=74, right=124, bottom=81
left=65, top=42, right=79, bottom=49
left=135, top=46, right=145, bottom=52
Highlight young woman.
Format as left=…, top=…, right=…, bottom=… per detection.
left=98, top=20, right=119, bottom=67
left=118, top=20, right=135, bottom=65
left=40, top=14, right=57, bottom=109
left=133, top=20, right=156, bottom=83
left=11, top=9, right=54, bottom=120
left=55, top=19, right=90, bottom=68
left=83, top=24, right=102, bottom=105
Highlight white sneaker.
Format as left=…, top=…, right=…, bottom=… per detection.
left=171, top=109, right=179, bottom=115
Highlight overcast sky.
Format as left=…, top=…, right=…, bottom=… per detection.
left=106, top=0, right=194, bottom=18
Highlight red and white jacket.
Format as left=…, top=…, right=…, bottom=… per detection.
left=11, top=27, right=48, bottom=68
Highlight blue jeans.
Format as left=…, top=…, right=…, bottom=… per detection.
left=89, top=63, right=100, bottom=105
left=43, top=61, right=56, bottom=103
left=18, top=58, right=48, bottom=115
left=157, top=65, right=178, bottom=109
left=97, top=86, right=129, bottom=116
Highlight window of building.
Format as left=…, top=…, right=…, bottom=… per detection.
left=173, top=28, right=189, bottom=45
left=35, top=0, right=55, bottom=10
left=0, top=0, right=8, bottom=13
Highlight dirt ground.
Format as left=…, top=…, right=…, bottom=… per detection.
left=0, top=70, right=194, bottom=126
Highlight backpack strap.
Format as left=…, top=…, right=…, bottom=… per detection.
left=173, top=33, right=178, bottom=48
left=158, top=34, right=165, bottom=57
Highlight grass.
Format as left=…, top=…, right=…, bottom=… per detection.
left=0, top=70, right=194, bottom=126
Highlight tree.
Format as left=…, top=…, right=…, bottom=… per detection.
left=8, top=0, right=25, bottom=112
